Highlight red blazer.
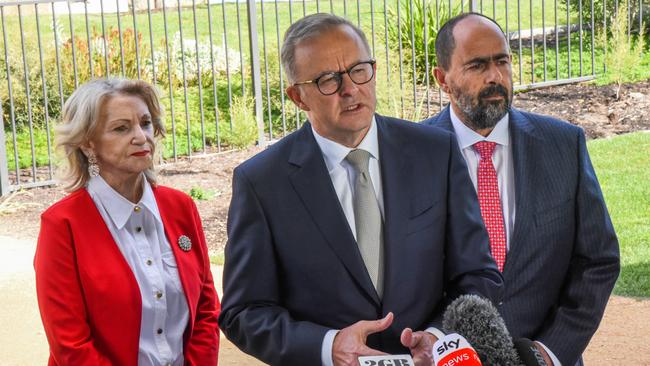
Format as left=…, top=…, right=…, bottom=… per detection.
left=34, top=185, right=220, bottom=366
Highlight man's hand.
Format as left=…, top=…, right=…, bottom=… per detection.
left=332, top=312, right=394, bottom=366
left=533, top=342, right=554, bottom=366
left=400, top=328, right=437, bottom=366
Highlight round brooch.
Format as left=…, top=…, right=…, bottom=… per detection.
left=178, top=235, right=192, bottom=252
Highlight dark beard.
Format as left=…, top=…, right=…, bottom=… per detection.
left=454, top=84, right=511, bottom=130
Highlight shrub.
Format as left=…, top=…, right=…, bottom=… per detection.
left=160, top=85, right=220, bottom=157
left=4, top=126, right=53, bottom=170
left=600, top=0, right=646, bottom=99
left=220, top=95, right=258, bottom=149
left=386, top=0, right=459, bottom=79
left=375, top=46, right=429, bottom=121
left=512, top=30, right=605, bottom=83
left=259, top=49, right=292, bottom=138
left=164, top=31, right=242, bottom=87
left=188, top=186, right=214, bottom=200
left=560, top=0, right=649, bottom=34
left=2, top=18, right=252, bottom=168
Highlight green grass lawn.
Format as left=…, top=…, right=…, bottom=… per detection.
left=588, top=131, right=650, bottom=298
left=210, top=253, right=225, bottom=266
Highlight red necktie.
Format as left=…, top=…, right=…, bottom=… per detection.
left=473, top=141, right=507, bottom=272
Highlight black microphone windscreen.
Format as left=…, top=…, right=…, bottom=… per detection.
left=443, top=294, right=522, bottom=366
left=513, top=338, right=548, bottom=366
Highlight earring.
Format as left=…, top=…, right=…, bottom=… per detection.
left=87, top=152, right=100, bottom=177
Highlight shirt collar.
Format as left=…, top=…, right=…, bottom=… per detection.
left=87, top=174, right=162, bottom=229
left=311, top=116, right=380, bottom=173
left=449, top=106, right=510, bottom=149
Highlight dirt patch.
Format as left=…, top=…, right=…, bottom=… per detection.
left=584, top=296, right=650, bottom=365
left=513, top=80, right=650, bottom=138
left=0, top=147, right=261, bottom=256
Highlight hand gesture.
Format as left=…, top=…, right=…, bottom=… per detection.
left=400, top=328, right=437, bottom=366
left=332, top=313, right=394, bottom=366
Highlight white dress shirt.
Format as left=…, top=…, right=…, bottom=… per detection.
left=87, top=175, right=189, bottom=366
left=311, top=117, right=385, bottom=232
left=449, top=107, right=562, bottom=366
left=313, top=118, right=445, bottom=366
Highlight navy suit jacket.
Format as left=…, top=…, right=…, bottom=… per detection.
left=423, top=107, right=620, bottom=366
left=218, top=114, right=503, bottom=365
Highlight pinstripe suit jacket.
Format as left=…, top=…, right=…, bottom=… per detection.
left=423, top=107, right=620, bottom=366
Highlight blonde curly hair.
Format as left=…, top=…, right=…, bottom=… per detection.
left=56, top=78, right=165, bottom=192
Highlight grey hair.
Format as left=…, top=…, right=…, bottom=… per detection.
left=55, top=78, right=165, bottom=192
left=281, top=13, right=372, bottom=83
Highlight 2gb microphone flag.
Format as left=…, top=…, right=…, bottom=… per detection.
left=358, top=354, right=415, bottom=366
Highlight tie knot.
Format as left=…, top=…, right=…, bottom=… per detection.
left=473, top=141, right=497, bottom=159
left=346, top=149, right=371, bottom=173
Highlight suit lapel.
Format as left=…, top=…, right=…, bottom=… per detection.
left=288, top=123, right=380, bottom=305
left=505, top=109, right=540, bottom=273
left=376, top=115, right=414, bottom=303
left=433, top=107, right=540, bottom=274
left=434, top=106, right=454, bottom=132
left=77, top=190, right=141, bottom=293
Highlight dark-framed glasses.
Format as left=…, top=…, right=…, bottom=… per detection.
left=293, top=60, right=376, bottom=96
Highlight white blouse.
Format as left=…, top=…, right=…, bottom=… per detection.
left=87, top=175, right=189, bottom=366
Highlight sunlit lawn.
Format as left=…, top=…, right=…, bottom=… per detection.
left=589, top=131, right=650, bottom=298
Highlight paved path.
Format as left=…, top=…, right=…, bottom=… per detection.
left=0, top=236, right=49, bottom=365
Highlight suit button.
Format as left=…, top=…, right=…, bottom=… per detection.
left=136, top=227, right=142, bottom=233
left=134, top=206, right=141, bottom=212
left=498, top=301, right=504, bottom=306
left=156, top=291, right=163, bottom=299
left=157, top=328, right=163, bottom=335
left=146, top=259, right=153, bottom=266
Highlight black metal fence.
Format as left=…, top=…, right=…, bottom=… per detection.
left=0, top=0, right=646, bottom=195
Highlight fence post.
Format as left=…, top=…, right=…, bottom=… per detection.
left=247, top=0, right=266, bottom=147
left=469, top=0, right=479, bottom=12
left=0, top=103, right=10, bottom=197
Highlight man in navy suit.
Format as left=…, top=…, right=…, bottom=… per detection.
left=218, top=13, right=503, bottom=366
left=423, top=13, right=620, bottom=366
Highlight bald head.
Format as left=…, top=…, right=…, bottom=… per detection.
left=435, top=13, right=508, bottom=71
left=432, top=13, right=513, bottom=135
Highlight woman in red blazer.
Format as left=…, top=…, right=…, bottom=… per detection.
left=34, top=78, right=220, bottom=366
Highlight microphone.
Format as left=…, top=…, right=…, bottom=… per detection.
left=442, top=294, right=522, bottom=366
left=513, top=338, right=548, bottom=366
left=432, top=333, right=482, bottom=366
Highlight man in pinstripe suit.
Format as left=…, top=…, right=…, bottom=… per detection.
left=422, top=13, right=620, bottom=366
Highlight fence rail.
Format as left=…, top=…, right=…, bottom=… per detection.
left=0, top=0, right=646, bottom=195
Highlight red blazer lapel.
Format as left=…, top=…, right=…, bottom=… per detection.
left=153, top=187, right=203, bottom=337
left=70, top=189, right=142, bottom=366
